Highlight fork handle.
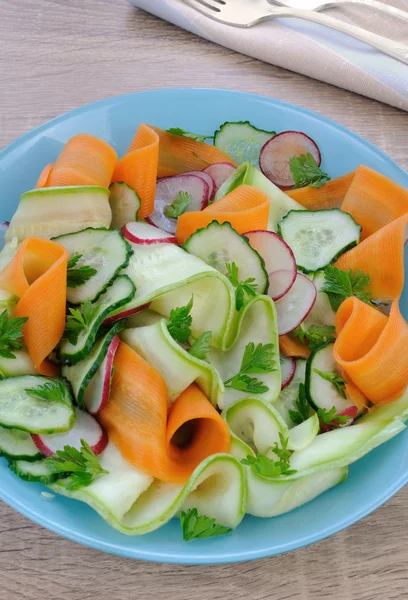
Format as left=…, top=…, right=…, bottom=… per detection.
left=272, top=7, right=408, bottom=65
left=350, top=0, right=408, bottom=23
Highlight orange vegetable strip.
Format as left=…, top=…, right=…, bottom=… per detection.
left=112, top=124, right=159, bottom=219
left=99, top=343, right=230, bottom=483
left=150, top=125, right=237, bottom=177
left=341, top=166, right=408, bottom=240
left=35, top=163, right=53, bottom=188
left=46, top=134, right=117, bottom=189
left=0, top=238, right=68, bottom=375
left=340, top=370, right=369, bottom=412
left=176, top=184, right=270, bottom=244
left=334, top=213, right=408, bottom=302
left=334, top=297, right=408, bottom=404
left=285, top=171, right=356, bottom=210
left=279, top=335, right=311, bottom=359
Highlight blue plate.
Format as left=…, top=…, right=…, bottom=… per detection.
left=0, top=88, right=407, bottom=564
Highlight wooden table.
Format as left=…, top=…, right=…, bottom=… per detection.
left=1, top=1, right=408, bottom=598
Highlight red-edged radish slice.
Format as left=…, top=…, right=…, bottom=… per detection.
left=245, top=230, right=296, bottom=300
left=187, top=170, right=216, bottom=200
left=203, top=163, right=236, bottom=192
left=103, top=303, right=151, bottom=326
left=148, top=174, right=211, bottom=234
left=320, top=405, right=359, bottom=432
left=32, top=408, right=108, bottom=457
left=121, top=222, right=178, bottom=245
left=259, top=131, right=321, bottom=188
left=84, top=334, right=119, bottom=415
left=275, top=272, right=317, bottom=336
left=281, top=355, right=296, bottom=390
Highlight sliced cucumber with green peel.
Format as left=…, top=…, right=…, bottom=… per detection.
left=278, top=209, right=361, bottom=273
left=8, top=458, right=61, bottom=484
left=274, top=359, right=308, bottom=428
left=214, top=121, right=276, bottom=166
left=0, top=426, right=42, bottom=461
left=0, top=289, right=18, bottom=317
left=0, top=376, right=75, bottom=434
left=183, top=221, right=268, bottom=295
left=62, top=320, right=125, bottom=409
left=0, top=350, right=36, bottom=378
left=7, top=186, right=112, bottom=242
left=53, top=228, right=132, bottom=304
left=0, top=237, right=19, bottom=271
left=121, top=319, right=224, bottom=406
left=288, top=414, right=319, bottom=451
left=305, top=342, right=354, bottom=413
left=109, top=182, right=141, bottom=229
left=60, top=275, right=135, bottom=365
left=214, top=162, right=306, bottom=231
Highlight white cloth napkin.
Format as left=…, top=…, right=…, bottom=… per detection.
left=129, top=0, right=408, bottom=111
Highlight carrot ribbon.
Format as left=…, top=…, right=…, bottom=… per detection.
left=286, top=170, right=356, bottom=210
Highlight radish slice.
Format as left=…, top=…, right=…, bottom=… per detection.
left=121, top=222, right=177, bottom=245
left=275, top=272, right=317, bottom=336
left=259, top=131, right=321, bottom=188
left=84, top=334, right=119, bottom=415
left=148, top=174, right=211, bottom=234
left=281, top=355, right=296, bottom=390
left=187, top=170, right=215, bottom=200
left=321, top=405, right=359, bottom=432
left=203, top=163, right=236, bottom=192
left=103, top=303, right=151, bottom=326
left=32, top=408, right=108, bottom=457
left=245, top=230, right=296, bottom=300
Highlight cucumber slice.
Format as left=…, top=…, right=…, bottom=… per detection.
left=8, top=459, right=60, bottom=484
left=109, top=182, right=141, bottom=229
left=7, top=186, right=112, bottom=242
left=0, top=376, right=75, bottom=434
left=121, top=319, right=224, bottom=406
left=214, top=163, right=306, bottom=231
left=0, top=237, right=19, bottom=271
left=0, top=289, right=18, bottom=317
left=60, top=275, right=135, bottom=365
left=183, top=221, right=268, bottom=295
left=305, top=342, right=354, bottom=413
left=0, top=350, right=36, bottom=377
left=274, top=359, right=307, bottom=428
left=53, top=228, right=132, bottom=305
left=288, top=414, right=319, bottom=451
left=304, top=270, right=336, bottom=327
left=214, top=121, right=275, bottom=166
left=0, top=426, right=42, bottom=461
left=278, top=209, right=361, bottom=273
left=62, top=321, right=125, bottom=409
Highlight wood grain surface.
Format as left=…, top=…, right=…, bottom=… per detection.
left=1, top=1, right=407, bottom=598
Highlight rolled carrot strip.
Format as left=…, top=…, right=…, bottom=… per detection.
left=285, top=171, right=356, bottom=210
left=279, top=335, right=311, bottom=359
left=334, top=297, right=408, bottom=404
left=0, top=238, right=68, bottom=375
left=46, top=134, right=117, bottom=189
left=341, top=166, right=408, bottom=240
left=98, top=342, right=230, bottom=483
left=112, top=124, right=159, bottom=219
left=334, top=213, right=408, bottom=302
left=176, top=184, right=270, bottom=244
left=35, top=163, right=53, bottom=188
left=150, top=126, right=237, bottom=177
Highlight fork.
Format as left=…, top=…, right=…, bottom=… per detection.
left=270, top=0, right=408, bottom=23
left=183, top=0, right=408, bottom=65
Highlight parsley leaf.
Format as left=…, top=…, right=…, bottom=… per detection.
left=167, top=297, right=193, bottom=343
left=189, top=330, right=212, bottom=361
left=180, top=508, right=231, bottom=541
left=163, top=191, right=192, bottom=219
left=314, top=369, right=347, bottom=399
left=241, top=434, right=296, bottom=477
left=288, top=383, right=310, bottom=425
left=317, top=407, right=352, bottom=429
left=0, top=310, right=28, bottom=359
left=226, top=262, right=258, bottom=311
left=290, top=153, right=331, bottom=189
left=25, top=380, right=67, bottom=403
left=322, top=265, right=371, bottom=312
left=63, top=301, right=98, bottom=345
left=166, top=127, right=214, bottom=144
left=45, top=439, right=109, bottom=490
left=224, top=342, right=276, bottom=394
left=67, top=254, right=97, bottom=288
left=292, top=323, right=336, bottom=351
